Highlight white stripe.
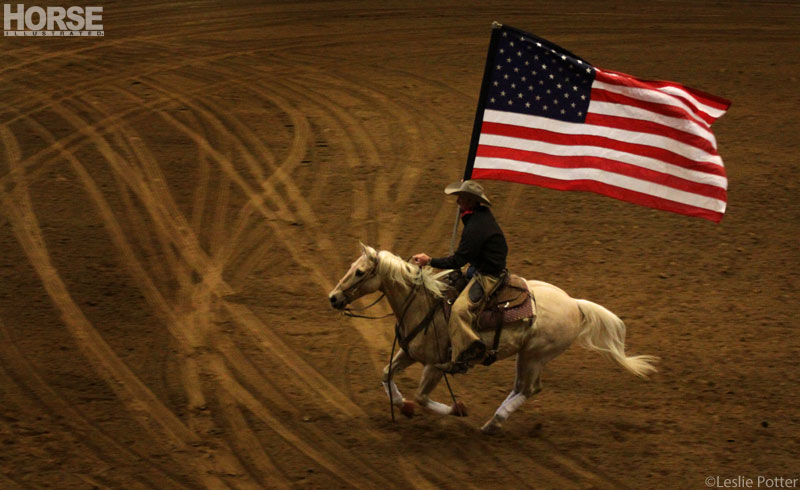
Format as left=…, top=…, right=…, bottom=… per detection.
left=592, top=80, right=713, bottom=128
left=483, top=109, right=723, bottom=166
left=657, top=85, right=727, bottom=119
left=478, top=134, right=728, bottom=188
left=596, top=70, right=727, bottom=119
left=588, top=101, right=717, bottom=149
left=473, top=156, right=727, bottom=213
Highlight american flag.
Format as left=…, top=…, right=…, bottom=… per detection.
left=467, top=24, right=731, bottom=222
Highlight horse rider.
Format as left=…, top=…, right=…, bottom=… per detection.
left=413, top=180, right=508, bottom=373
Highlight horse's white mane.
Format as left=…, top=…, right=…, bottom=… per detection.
left=375, top=250, right=447, bottom=298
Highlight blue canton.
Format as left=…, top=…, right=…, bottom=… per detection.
left=486, top=26, right=596, bottom=123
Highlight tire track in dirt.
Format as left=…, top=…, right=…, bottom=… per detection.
left=0, top=126, right=244, bottom=489
left=12, top=108, right=305, bottom=488
left=28, top=90, right=401, bottom=487
left=39, top=101, right=341, bottom=487
left=0, top=321, right=194, bottom=489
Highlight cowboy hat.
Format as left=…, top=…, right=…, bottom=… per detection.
left=444, top=180, right=491, bottom=206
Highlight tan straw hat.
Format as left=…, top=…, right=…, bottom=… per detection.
left=444, top=180, right=491, bottom=206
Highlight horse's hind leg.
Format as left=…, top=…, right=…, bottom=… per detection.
left=482, top=355, right=544, bottom=435
left=381, top=349, right=417, bottom=417
left=414, top=365, right=467, bottom=417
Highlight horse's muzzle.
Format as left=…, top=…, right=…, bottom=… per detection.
left=329, top=293, right=347, bottom=310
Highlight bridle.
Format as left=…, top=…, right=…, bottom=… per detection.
left=339, top=257, right=393, bottom=319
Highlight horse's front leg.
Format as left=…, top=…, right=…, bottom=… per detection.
left=415, top=364, right=468, bottom=417
left=381, top=349, right=418, bottom=418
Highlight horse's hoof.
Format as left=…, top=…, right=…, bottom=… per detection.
left=481, top=418, right=502, bottom=435
left=400, top=400, right=415, bottom=418
left=450, top=401, right=468, bottom=417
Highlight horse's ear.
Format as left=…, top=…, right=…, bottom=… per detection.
left=359, top=242, right=377, bottom=261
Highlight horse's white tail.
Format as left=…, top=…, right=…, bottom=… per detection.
left=575, top=299, right=658, bottom=378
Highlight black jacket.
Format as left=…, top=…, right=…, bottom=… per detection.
left=430, top=206, right=508, bottom=276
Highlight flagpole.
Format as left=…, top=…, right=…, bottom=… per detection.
left=450, top=21, right=503, bottom=254
left=463, top=20, right=502, bottom=181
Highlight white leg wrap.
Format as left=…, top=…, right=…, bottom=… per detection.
left=382, top=381, right=404, bottom=406
left=422, top=399, right=452, bottom=415
left=495, top=392, right=528, bottom=421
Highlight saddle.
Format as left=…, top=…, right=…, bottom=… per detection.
left=441, top=270, right=535, bottom=366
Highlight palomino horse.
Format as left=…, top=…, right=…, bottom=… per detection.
left=329, top=244, right=658, bottom=434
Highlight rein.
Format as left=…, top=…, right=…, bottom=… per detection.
left=341, top=293, right=391, bottom=319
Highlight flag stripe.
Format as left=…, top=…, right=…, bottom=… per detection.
left=483, top=110, right=722, bottom=165
left=476, top=145, right=728, bottom=201
left=593, top=79, right=716, bottom=126
left=595, top=69, right=729, bottom=122
left=476, top=134, right=728, bottom=187
left=471, top=166, right=725, bottom=222
left=599, top=69, right=733, bottom=111
left=480, top=116, right=725, bottom=175
left=473, top=156, right=726, bottom=212
left=584, top=113, right=717, bottom=155
left=590, top=92, right=715, bottom=139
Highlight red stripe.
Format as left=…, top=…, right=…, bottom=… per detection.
left=598, top=68, right=732, bottom=110
left=471, top=167, right=724, bottom=222
left=590, top=88, right=712, bottom=132
left=480, top=121, right=726, bottom=178
left=584, top=112, right=717, bottom=156
left=594, top=69, right=725, bottom=124
left=476, top=145, right=727, bottom=200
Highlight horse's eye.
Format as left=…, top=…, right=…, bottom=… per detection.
left=355, top=270, right=365, bottom=277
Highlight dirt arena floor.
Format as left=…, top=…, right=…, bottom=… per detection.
left=1, top=1, right=798, bottom=488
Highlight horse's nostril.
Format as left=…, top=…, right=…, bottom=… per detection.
left=329, top=296, right=337, bottom=304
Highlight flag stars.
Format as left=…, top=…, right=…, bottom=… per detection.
left=518, top=93, right=523, bottom=98
left=511, top=83, right=516, bottom=89
left=508, top=100, right=513, bottom=105
left=525, top=102, right=531, bottom=108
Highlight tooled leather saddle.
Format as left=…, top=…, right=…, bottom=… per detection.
left=441, top=270, right=536, bottom=366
